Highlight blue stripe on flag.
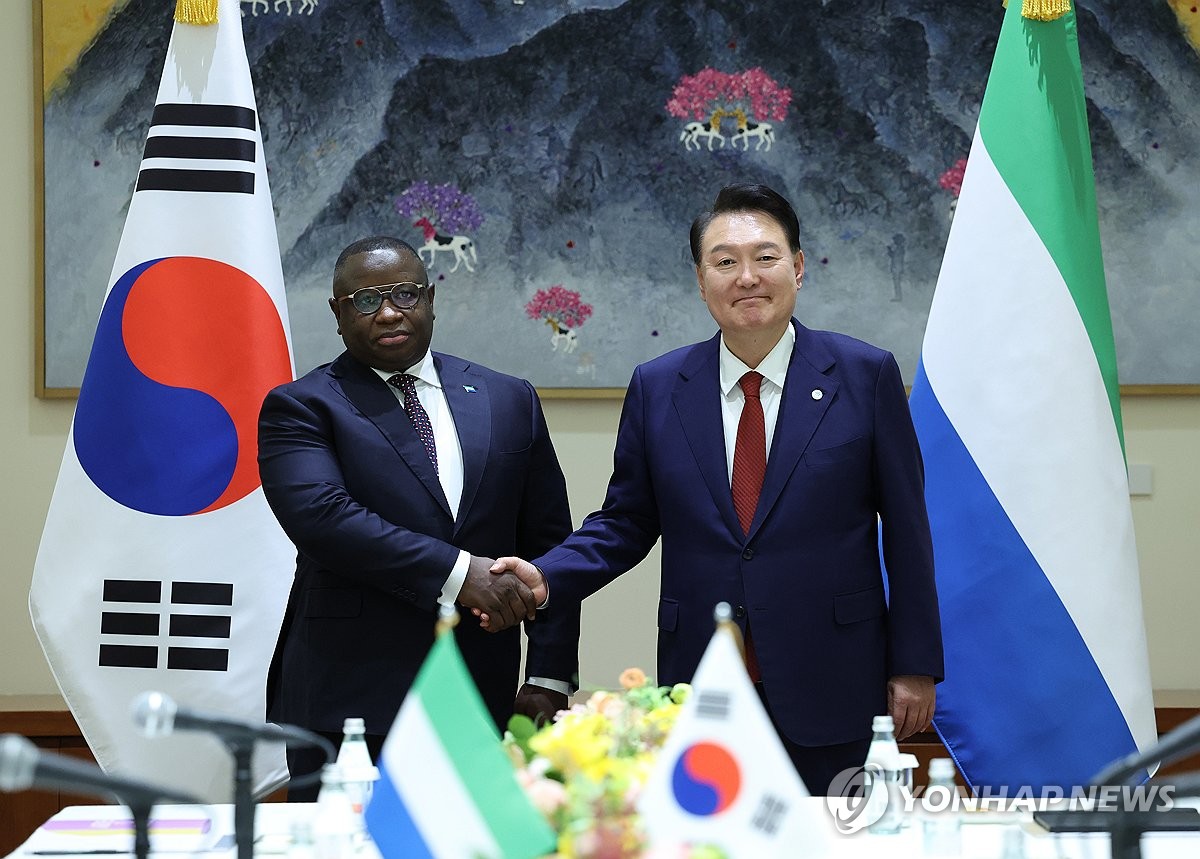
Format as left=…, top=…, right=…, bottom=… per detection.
left=909, top=361, right=1140, bottom=790
left=363, top=760, right=434, bottom=859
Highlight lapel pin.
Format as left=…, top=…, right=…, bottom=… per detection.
left=811, top=389, right=823, bottom=400
left=463, top=385, right=477, bottom=393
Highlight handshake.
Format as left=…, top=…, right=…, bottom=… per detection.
left=457, top=555, right=545, bottom=632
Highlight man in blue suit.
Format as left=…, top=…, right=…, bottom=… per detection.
left=259, top=236, right=577, bottom=798
left=491, top=185, right=942, bottom=794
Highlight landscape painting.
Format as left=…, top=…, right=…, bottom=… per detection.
left=38, top=0, right=1200, bottom=393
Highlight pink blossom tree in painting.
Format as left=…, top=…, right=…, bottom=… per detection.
left=939, top=158, right=967, bottom=217
left=525, top=285, right=594, bottom=354
left=667, top=68, right=791, bottom=151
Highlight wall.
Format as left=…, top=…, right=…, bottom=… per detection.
left=2, top=2, right=1196, bottom=700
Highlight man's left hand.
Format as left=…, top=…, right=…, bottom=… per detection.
left=887, top=674, right=936, bottom=741
left=515, top=683, right=568, bottom=727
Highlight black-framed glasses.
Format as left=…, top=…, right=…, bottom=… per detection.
left=335, top=282, right=428, bottom=315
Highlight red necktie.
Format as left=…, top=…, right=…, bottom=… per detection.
left=388, top=373, right=439, bottom=475
left=732, top=372, right=766, bottom=535
left=731, top=371, right=765, bottom=681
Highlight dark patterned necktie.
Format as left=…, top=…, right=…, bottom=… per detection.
left=388, top=373, right=439, bottom=475
left=731, top=371, right=765, bottom=681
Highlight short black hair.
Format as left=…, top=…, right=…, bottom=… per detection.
left=689, top=183, right=802, bottom=265
left=332, top=236, right=425, bottom=292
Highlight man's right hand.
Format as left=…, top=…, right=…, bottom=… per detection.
left=472, top=557, right=545, bottom=631
left=457, top=555, right=537, bottom=633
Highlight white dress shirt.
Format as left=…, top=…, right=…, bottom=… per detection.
left=718, top=322, right=795, bottom=483
left=373, top=353, right=468, bottom=605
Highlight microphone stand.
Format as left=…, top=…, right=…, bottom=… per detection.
left=223, top=737, right=256, bottom=859
left=127, top=798, right=153, bottom=859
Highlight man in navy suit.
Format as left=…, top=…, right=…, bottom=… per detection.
left=259, top=236, right=577, bottom=798
left=490, top=185, right=942, bottom=794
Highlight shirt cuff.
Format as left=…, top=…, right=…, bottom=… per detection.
left=536, top=565, right=549, bottom=610
left=437, top=550, right=470, bottom=606
left=525, top=676, right=573, bottom=696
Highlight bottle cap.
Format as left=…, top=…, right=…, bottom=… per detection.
left=898, top=753, right=919, bottom=771
left=343, top=717, right=365, bottom=734
left=872, top=714, right=895, bottom=733
left=928, top=758, right=957, bottom=780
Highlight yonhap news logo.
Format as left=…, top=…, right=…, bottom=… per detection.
left=825, top=767, right=1177, bottom=834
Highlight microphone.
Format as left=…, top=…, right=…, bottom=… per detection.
left=132, top=691, right=325, bottom=748
left=0, top=733, right=198, bottom=805
left=1093, top=713, right=1200, bottom=786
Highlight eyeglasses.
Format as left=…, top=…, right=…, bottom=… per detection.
left=335, top=282, right=428, bottom=315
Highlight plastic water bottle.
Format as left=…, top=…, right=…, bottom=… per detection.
left=864, top=714, right=904, bottom=834
left=922, top=757, right=963, bottom=855
left=335, top=717, right=379, bottom=843
left=897, top=752, right=919, bottom=827
left=313, top=764, right=357, bottom=859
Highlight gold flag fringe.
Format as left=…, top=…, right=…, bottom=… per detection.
left=175, top=0, right=218, bottom=25
left=1021, top=0, right=1071, bottom=21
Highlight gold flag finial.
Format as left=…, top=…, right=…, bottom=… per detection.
left=713, top=601, right=748, bottom=664
left=1021, top=0, right=1071, bottom=21
left=436, top=603, right=460, bottom=637
left=175, top=0, right=219, bottom=25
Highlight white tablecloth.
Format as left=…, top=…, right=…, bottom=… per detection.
left=9, top=800, right=1200, bottom=858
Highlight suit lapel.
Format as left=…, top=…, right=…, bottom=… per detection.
left=750, top=321, right=838, bottom=538
left=671, top=335, right=744, bottom=539
left=436, top=353, right=489, bottom=533
left=330, top=353, right=451, bottom=516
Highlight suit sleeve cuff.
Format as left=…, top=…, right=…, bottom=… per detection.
left=525, top=676, right=574, bottom=696
left=536, top=565, right=549, bottom=610
left=437, top=550, right=470, bottom=606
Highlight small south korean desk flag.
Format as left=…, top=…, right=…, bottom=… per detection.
left=30, top=0, right=294, bottom=800
left=637, top=605, right=826, bottom=856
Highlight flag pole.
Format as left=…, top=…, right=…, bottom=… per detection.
left=436, top=604, right=461, bottom=637
left=713, top=601, right=747, bottom=664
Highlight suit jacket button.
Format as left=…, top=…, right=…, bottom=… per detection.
left=742, top=548, right=754, bottom=560
left=735, top=605, right=747, bottom=618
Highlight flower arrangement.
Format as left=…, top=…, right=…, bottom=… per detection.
left=504, top=669, right=726, bottom=859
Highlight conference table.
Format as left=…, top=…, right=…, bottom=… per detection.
left=8, top=800, right=1200, bottom=858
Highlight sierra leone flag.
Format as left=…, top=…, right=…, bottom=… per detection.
left=364, top=631, right=556, bottom=859
left=908, top=1, right=1156, bottom=791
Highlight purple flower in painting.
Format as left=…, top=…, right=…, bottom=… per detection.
left=395, top=182, right=485, bottom=236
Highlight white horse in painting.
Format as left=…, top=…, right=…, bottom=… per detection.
left=545, top=318, right=579, bottom=354
left=273, top=0, right=318, bottom=14
left=419, top=234, right=477, bottom=273
left=731, top=121, right=774, bottom=151
left=680, top=121, right=726, bottom=151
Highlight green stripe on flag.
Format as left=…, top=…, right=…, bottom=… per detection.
left=978, top=4, right=1125, bottom=447
left=414, top=633, right=556, bottom=858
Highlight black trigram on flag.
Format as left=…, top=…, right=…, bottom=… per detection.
left=99, top=579, right=233, bottom=671
left=135, top=103, right=257, bottom=194
left=750, top=792, right=788, bottom=836
left=694, top=689, right=731, bottom=720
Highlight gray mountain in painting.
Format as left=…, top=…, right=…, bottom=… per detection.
left=43, top=0, right=1200, bottom=387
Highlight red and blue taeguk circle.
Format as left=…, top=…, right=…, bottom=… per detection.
left=670, top=741, right=742, bottom=816
left=74, top=257, right=292, bottom=516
